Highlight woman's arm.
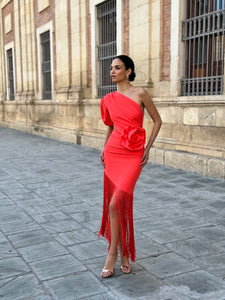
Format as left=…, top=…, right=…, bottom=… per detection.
left=139, top=89, right=162, bottom=167
left=100, top=125, right=114, bottom=166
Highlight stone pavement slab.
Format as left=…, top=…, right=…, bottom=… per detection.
left=30, top=254, right=86, bottom=281
left=0, top=126, right=225, bottom=299
left=18, top=241, right=69, bottom=262
left=0, top=274, right=49, bottom=300
left=138, top=252, right=198, bottom=279
left=0, top=257, right=31, bottom=278
left=165, top=270, right=225, bottom=294
left=43, top=272, right=108, bottom=300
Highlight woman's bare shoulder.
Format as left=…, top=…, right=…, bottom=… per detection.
left=134, top=87, right=145, bottom=95
left=134, top=87, right=150, bottom=101
left=134, top=87, right=146, bottom=97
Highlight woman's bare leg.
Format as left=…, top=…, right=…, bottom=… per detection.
left=101, top=193, right=119, bottom=277
left=119, top=234, right=131, bottom=273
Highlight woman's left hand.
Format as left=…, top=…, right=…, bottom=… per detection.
left=100, top=149, right=105, bottom=167
left=140, top=148, right=149, bottom=168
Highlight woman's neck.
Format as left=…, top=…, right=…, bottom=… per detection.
left=117, top=81, right=133, bottom=94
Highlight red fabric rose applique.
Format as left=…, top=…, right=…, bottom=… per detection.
left=121, top=125, right=146, bottom=150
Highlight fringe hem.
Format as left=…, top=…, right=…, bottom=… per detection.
left=98, top=172, right=135, bottom=262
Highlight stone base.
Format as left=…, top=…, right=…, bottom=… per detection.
left=149, top=147, right=225, bottom=179
left=0, top=120, right=224, bottom=180
left=0, top=121, right=78, bottom=144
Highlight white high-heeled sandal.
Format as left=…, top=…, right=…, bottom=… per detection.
left=100, top=252, right=117, bottom=278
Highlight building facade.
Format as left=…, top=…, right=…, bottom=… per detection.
left=0, top=0, right=225, bottom=179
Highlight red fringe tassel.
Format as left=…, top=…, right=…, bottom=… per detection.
left=98, top=173, right=135, bottom=262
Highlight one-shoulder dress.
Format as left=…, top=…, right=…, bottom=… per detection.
left=99, top=91, right=146, bottom=262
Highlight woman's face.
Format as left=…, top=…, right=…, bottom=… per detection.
left=110, top=58, right=130, bottom=83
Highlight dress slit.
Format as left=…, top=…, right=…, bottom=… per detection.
left=99, top=173, right=135, bottom=262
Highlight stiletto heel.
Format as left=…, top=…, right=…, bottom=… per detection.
left=120, top=250, right=132, bottom=274
left=120, top=265, right=132, bottom=274
left=100, top=252, right=117, bottom=278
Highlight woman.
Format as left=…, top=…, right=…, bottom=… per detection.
left=99, top=55, right=162, bottom=278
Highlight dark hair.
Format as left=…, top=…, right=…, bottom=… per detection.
left=114, top=55, right=136, bottom=81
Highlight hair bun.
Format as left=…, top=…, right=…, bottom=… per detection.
left=129, top=71, right=136, bottom=82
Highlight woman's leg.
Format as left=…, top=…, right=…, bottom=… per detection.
left=101, top=193, right=119, bottom=277
left=119, top=234, right=131, bottom=273
left=101, top=191, right=132, bottom=276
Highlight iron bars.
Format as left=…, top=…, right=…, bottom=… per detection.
left=41, top=31, right=52, bottom=100
left=97, top=0, right=117, bottom=98
left=181, top=0, right=225, bottom=96
left=7, top=49, right=14, bottom=101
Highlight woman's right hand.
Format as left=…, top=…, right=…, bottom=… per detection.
left=100, top=149, right=105, bottom=167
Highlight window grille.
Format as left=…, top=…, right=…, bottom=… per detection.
left=41, top=31, right=52, bottom=100
left=7, top=48, right=14, bottom=100
left=97, top=0, right=117, bottom=98
left=181, top=0, right=225, bottom=96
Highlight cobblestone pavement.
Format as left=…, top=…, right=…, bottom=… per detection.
left=0, top=127, right=225, bottom=300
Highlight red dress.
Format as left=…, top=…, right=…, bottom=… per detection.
left=99, top=91, right=146, bottom=262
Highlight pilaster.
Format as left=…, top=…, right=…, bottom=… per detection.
left=25, top=0, right=35, bottom=98
left=55, top=0, right=70, bottom=100
left=20, top=0, right=28, bottom=92
left=14, top=0, right=22, bottom=95
left=69, top=0, right=83, bottom=99
left=170, top=0, right=180, bottom=96
left=80, top=0, right=88, bottom=97
left=0, top=5, right=5, bottom=99
left=129, top=0, right=152, bottom=88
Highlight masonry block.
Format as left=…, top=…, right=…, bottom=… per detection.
left=38, top=0, right=49, bottom=12
left=4, top=13, right=12, bottom=33
left=183, top=107, right=198, bottom=125
left=207, top=158, right=225, bottom=179
left=165, top=151, right=207, bottom=176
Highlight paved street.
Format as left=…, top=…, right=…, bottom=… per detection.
left=0, top=126, right=225, bottom=300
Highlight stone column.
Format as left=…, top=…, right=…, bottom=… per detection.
left=55, top=0, right=70, bottom=100
left=170, top=0, right=180, bottom=96
left=0, top=5, right=5, bottom=100
left=19, top=0, right=29, bottom=97
left=25, top=0, right=35, bottom=100
left=149, top=0, right=161, bottom=93
left=16, top=0, right=35, bottom=101
left=69, top=0, right=84, bottom=99
left=129, top=0, right=152, bottom=89
left=14, top=0, right=23, bottom=98
left=80, top=0, right=88, bottom=97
